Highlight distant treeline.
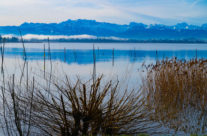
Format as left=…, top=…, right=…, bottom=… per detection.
left=0, top=35, right=19, bottom=42
left=0, top=35, right=207, bottom=43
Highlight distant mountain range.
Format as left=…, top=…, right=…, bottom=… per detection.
left=0, top=19, right=207, bottom=41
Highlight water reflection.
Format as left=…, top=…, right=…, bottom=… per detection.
left=3, top=48, right=207, bottom=64
left=2, top=43, right=207, bottom=85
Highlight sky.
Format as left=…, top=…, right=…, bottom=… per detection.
left=0, top=0, right=207, bottom=26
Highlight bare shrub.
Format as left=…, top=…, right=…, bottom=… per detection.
left=21, top=75, right=158, bottom=136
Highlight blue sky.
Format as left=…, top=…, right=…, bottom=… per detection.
left=0, top=0, right=207, bottom=26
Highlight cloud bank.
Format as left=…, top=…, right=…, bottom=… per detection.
left=0, top=0, right=206, bottom=26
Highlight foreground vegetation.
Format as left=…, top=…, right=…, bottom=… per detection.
left=142, top=58, right=207, bottom=134
left=1, top=74, right=161, bottom=135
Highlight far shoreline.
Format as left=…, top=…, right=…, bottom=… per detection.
left=3, top=40, right=207, bottom=44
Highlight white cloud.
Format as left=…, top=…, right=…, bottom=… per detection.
left=2, top=34, right=97, bottom=40
left=0, top=0, right=46, bottom=7
left=0, top=0, right=206, bottom=26
left=22, top=34, right=97, bottom=40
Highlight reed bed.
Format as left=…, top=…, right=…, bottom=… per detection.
left=142, top=58, right=207, bottom=134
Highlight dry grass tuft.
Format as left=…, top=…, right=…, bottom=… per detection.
left=142, top=58, right=207, bottom=134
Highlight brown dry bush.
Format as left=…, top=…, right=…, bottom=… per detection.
left=19, top=75, right=159, bottom=136
left=142, top=58, right=207, bottom=134
left=1, top=70, right=164, bottom=136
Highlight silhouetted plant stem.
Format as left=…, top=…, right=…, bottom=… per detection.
left=112, top=48, right=114, bottom=66
left=48, top=37, right=52, bottom=91
left=93, top=44, right=96, bottom=85
left=19, top=29, right=27, bottom=85
left=44, top=44, right=46, bottom=79
left=11, top=74, right=23, bottom=136
left=26, top=77, right=35, bottom=136
left=64, top=48, right=66, bottom=63
left=156, top=50, right=158, bottom=61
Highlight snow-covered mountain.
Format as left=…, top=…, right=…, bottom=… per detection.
left=0, top=19, right=207, bottom=40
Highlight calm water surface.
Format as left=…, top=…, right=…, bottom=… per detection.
left=2, top=43, right=207, bottom=87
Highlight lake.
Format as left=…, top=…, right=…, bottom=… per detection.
left=2, top=43, right=207, bottom=84
left=1, top=42, right=207, bottom=135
